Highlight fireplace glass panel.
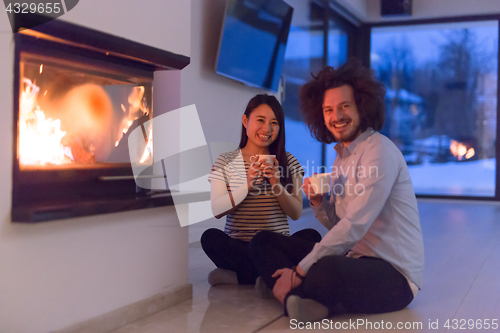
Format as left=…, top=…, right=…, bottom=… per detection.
left=18, top=52, right=153, bottom=170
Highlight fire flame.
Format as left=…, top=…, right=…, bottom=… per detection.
left=450, top=140, right=475, bottom=161
left=139, top=125, right=153, bottom=164
left=20, top=75, right=151, bottom=165
left=19, top=79, right=72, bottom=165
left=116, top=86, right=149, bottom=143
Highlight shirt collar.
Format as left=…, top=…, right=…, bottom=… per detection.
left=334, top=128, right=375, bottom=158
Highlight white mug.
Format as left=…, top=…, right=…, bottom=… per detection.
left=256, top=154, right=276, bottom=165
left=308, top=172, right=331, bottom=194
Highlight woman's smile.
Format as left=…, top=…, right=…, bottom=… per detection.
left=257, top=133, right=272, bottom=141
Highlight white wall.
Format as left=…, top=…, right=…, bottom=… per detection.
left=62, top=0, right=190, bottom=57
left=0, top=1, right=190, bottom=332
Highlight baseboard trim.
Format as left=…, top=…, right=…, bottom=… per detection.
left=53, top=283, right=193, bottom=333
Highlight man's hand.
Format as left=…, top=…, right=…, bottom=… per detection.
left=272, top=268, right=304, bottom=304
left=303, top=175, right=323, bottom=206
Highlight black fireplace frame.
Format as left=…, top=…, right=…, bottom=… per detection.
left=11, top=14, right=201, bottom=223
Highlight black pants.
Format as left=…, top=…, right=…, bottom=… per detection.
left=248, top=230, right=414, bottom=315
left=201, top=228, right=322, bottom=285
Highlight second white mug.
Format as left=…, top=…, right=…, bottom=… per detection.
left=308, top=172, right=331, bottom=194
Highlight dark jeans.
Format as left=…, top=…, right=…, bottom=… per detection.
left=248, top=230, right=414, bottom=315
left=201, top=228, right=322, bottom=285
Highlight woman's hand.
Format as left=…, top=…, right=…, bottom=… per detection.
left=272, top=267, right=304, bottom=304
left=247, top=156, right=263, bottom=190
left=262, top=157, right=281, bottom=186
left=303, top=174, right=323, bottom=206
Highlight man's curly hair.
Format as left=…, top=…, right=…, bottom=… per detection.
left=299, top=58, right=386, bottom=144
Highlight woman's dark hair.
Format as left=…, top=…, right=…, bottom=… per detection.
left=299, top=58, right=386, bottom=144
left=238, top=94, right=293, bottom=191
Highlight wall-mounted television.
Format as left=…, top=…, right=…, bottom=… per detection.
left=216, top=0, right=294, bottom=93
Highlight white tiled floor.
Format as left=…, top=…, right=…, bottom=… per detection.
left=113, top=200, right=500, bottom=333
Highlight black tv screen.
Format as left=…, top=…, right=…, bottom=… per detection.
left=216, top=0, right=293, bottom=93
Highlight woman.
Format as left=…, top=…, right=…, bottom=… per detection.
left=201, top=94, right=321, bottom=288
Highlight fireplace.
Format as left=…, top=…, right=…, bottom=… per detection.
left=11, top=14, right=190, bottom=222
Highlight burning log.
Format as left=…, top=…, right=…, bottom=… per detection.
left=61, top=136, right=95, bottom=164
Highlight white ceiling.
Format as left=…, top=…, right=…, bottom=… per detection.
left=335, top=0, right=500, bottom=23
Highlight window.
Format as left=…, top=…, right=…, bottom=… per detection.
left=371, top=20, right=498, bottom=197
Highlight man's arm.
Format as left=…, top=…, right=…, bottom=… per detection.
left=304, top=177, right=339, bottom=230
left=299, top=144, right=400, bottom=273
left=310, top=195, right=338, bottom=230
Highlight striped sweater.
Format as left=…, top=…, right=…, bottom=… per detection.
left=208, top=149, right=304, bottom=242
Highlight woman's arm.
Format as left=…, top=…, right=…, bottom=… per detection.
left=211, top=159, right=263, bottom=219
left=210, top=180, right=249, bottom=219
left=263, top=158, right=303, bottom=220
left=274, top=173, right=303, bottom=220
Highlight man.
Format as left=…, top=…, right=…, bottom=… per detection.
left=248, top=59, right=424, bottom=322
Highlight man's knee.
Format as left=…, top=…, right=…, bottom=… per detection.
left=312, top=255, right=345, bottom=269
left=302, top=256, right=346, bottom=301
left=307, top=256, right=345, bottom=284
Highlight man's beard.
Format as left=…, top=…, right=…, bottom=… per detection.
left=330, top=122, right=361, bottom=143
